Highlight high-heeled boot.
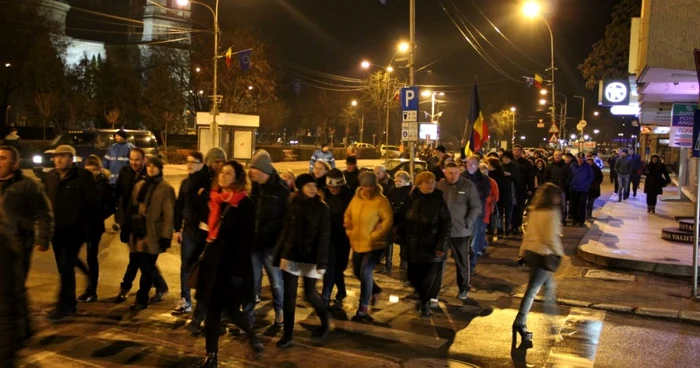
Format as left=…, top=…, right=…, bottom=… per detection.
left=512, top=313, right=533, bottom=342
left=651, top=206, right=656, bottom=214
left=200, top=352, right=217, bottom=368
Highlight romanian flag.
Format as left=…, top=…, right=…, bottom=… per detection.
left=225, top=47, right=233, bottom=68
left=534, top=73, right=543, bottom=89
left=464, top=83, right=487, bottom=157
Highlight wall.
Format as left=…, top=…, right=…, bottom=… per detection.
left=643, top=0, right=700, bottom=71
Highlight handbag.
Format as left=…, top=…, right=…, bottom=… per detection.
left=524, top=250, right=561, bottom=272
left=187, top=204, right=231, bottom=289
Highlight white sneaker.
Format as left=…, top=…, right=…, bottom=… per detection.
left=171, top=298, right=192, bottom=314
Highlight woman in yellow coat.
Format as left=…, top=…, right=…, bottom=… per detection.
left=344, top=171, right=393, bottom=321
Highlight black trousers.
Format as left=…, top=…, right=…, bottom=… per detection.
left=282, top=271, right=328, bottom=338
left=408, top=262, right=442, bottom=304
left=322, top=239, right=350, bottom=302
left=52, top=232, right=83, bottom=313
left=610, top=170, right=618, bottom=192
left=120, top=252, right=167, bottom=294
left=569, top=191, right=588, bottom=224
left=629, top=175, right=641, bottom=196
left=647, top=193, right=659, bottom=207
left=76, top=232, right=103, bottom=293
left=205, top=277, right=256, bottom=354
left=512, top=201, right=526, bottom=231
left=129, top=252, right=160, bottom=306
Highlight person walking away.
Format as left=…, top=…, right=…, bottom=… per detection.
left=387, top=170, right=412, bottom=273
left=344, top=172, right=393, bottom=321
left=313, top=160, right=331, bottom=192
left=643, top=154, right=670, bottom=214
left=395, top=172, right=451, bottom=317
left=461, top=157, right=489, bottom=275
left=172, top=151, right=210, bottom=316
left=585, top=157, right=604, bottom=218
left=431, top=154, right=453, bottom=182
left=76, top=155, right=115, bottom=303
left=608, top=150, right=619, bottom=194
left=309, top=143, right=336, bottom=173
left=512, top=145, right=533, bottom=236
left=480, top=163, right=500, bottom=241
left=275, top=174, right=331, bottom=348
left=0, top=146, right=52, bottom=336
left=568, top=153, right=594, bottom=227
left=533, top=158, right=546, bottom=192
left=628, top=149, right=644, bottom=198
left=373, top=165, right=395, bottom=272
left=544, top=150, right=570, bottom=226
left=486, top=157, right=510, bottom=238
left=3, top=128, right=21, bottom=152
left=197, top=160, right=262, bottom=366
left=343, top=156, right=360, bottom=193
left=103, top=128, right=135, bottom=186
left=43, top=145, right=98, bottom=321
left=500, top=152, right=520, bottom=236
left=436, top=163, right=481, bottom=298
left=513, top=183, right=564, bottom=343
left=0, top=207, right=26, bottom=367
left=248, top=150, right=288, bottom=326
left=321, top=169, right=353, bottom=307
left=614, top=149, right=632, bottom=201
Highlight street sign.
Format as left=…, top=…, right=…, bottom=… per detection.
left=549, top=124, right=559, bottom=133
left=537, top=119, right=544, bottom=128
left=549, top=134, right=558, bottom=142
left=577, top=120, right=587, bottom=131
left=400, top=87, right=420, bottom=111
left=598, top=79, right=630, bottom=106
left=402, top=122, right=418, bottom=142
left=671, top=103, right=697, bottom=147
left=402, top=110, right=417, bottom=122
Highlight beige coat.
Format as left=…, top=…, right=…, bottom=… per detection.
left=344, top=185, right=393, bottom=253
left=519, top=208, right=564, bottom=257
left=129, top=179, right=176, bottom=255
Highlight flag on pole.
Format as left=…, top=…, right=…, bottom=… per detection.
left=534, top=73, right=543, bottom=89
left=225, top=47, right=232, bottom=68
left=238, top=49, right=252, bottom=72
left=464, top=83, right=487, bottom=157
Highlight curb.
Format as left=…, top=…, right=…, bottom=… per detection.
left=512, top=293, right=700, bottom=325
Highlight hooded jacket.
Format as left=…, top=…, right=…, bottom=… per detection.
left=250, top=172, right=290, bottom=254
left=344, top=185, right=393, bottom=253
left=436, top=177, right=482, bottom=237
left=309, top=149, right=336, bottom=172
left=644, top=158, right=671, bottom=196
left=103, top=141, right=135, bottom=185
left=395, top=189, right=452, bottom=264
left=0, top=169, right=53, bottom=249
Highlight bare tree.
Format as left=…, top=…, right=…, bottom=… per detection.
left=35, top=92, right=59, bottom=140
left=105, top=108, right=121, bottom=129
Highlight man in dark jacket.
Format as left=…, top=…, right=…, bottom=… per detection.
left=607, top=150, right=619, bottom=194
left=115, top=148, right=148, bottom=231
left=374, top=164, right=395, bottom=270
left=462, top=156, right=490, bottom=273
left=569, top=152, right=594, bottom=227
left=545, top=150, right=570, bottom=225
left=511, top=145, right=532, bottom=235
left=249, top=150, right=289, bottom=326
left=321, top=169, right=353, bottom=307
left=628, top=149, right=644, bottom=198
left=172, top=151, right=210, bottom=316
left=0, top=209, right=25, bottom=366
left=615, top=149, right=632, bottom=201
left=43, top=145, right=99, bottom=321
left=343, top=155, right=360, bottom=192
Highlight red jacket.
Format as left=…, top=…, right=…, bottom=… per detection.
left=484, top=177, right=500, bottom=224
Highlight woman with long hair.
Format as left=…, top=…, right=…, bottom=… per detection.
left=512, top=183, right=564, bottom=343
left=197, top=160, right=262, bottom=367
left=643, top=154, right=670, bottom=214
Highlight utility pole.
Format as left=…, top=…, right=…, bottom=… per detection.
left=385, top=72, right=391, bottom=159
left=409, top=0, right=416, bottom=177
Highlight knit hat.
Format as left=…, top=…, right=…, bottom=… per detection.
left=250, top=150, right=274, bottom=175
left=414, top=171, right=436, bottom=187
left=205, top=147, right=227, bottom=166
left=502, top=151, right=514, bottom=160
left=436, top=145, right=446, bottom=154
left=346, top=155, right=357, bottom=165
left=326, top=168, right=346, bottom=187
left=359, top=171, right=377, bottom=187
left=115, top=128, right=128, bottom=140
left=148, top=156, right=163, bottom=171
left=295, top=173, right=317, bottom=190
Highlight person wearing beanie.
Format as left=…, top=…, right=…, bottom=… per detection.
left=344, top=170, right=393, bottom=322
left=321, top=169, right=353, bottom=307
left=343, top=156, right=360, bottom=192
left=103, top=127, right=135, bottom=185
left=205, top=147, right=227, bottom=173
left=274, top=172, right=330, bottom=348
left=309, top=143, right=336, bottom=173
left=248, top=149, right=290, bottom=326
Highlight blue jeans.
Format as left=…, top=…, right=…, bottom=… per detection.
left=515, top=252, right=558, bottom=325
left=470, top=218, right=487, bottom=270
left=617, top=174, right=630, bottom=199
left=252, top=251, right=284, bottom=312
left=179, top=230, right=203, bottom=303
left=352, top=249, right=384, bottom=308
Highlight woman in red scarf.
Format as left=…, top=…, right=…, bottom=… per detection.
left=196, top=160, right=262, bottom=367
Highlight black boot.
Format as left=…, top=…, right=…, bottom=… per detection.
left=512, top=313, right=533, bottom=342
left=200, top=352, right=217, bottom=368
left=651, top=206, right=656, bottom=214
left=277, top=333, right=294, bottom=348
left=420, top=302, right=432, bottom=318
left=647, top=206, right=651, bottom=213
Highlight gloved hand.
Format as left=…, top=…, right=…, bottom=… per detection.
left=158, top=237, right=172, bottom=251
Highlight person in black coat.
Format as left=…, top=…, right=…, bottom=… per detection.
left=321, top=169, right=353, bottom=307
left=197, top=160, right=262, bottom=367
left=431, top=153, right=453, bottom=182
left=275, top=174, right=331, bottom=348
left=487, top=157, right=511, bottom=237
left=0, top=208, right=26, bottom=366
left=585, top=157, right=604, bottom=218
left=387, top=171, right=412, bottom=271
left=500, top=153, right=522, bottom=236
left=533, top=158, right=546, bottom=192
left=643, top=154, right=671, bottom=214
left=608, top=150, right=619, bottom=193
left=544, top=150, right=570, bottom=225
left=511, top=145, right=532, bottom=235
left=395, top=171, right=451, bottom=318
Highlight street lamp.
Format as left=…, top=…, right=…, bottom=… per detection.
left=195, top=67, right=201, bottom=73
left=520, top=136, right=526, bottom=140
left=349, top=100, right=365, bottom=146
left=539, top=98, right=547, bottom=105
left=360, top=60, right=371, bottom=69
left=571, top=134, right=577, bottom=140
left=540, top=89, right=547, bottom=95
left=386, top=66, right=394, bottom=73
left=584, top=134, right=590, bottom=140
left=594, top=111, right=599, bottom=116
left=594, top=129, right=600, bottom=134
left=510, top=107, right=516, bottom=148
left=522, top=1, right=541, bottom=18
left=4, top=63, right=10, bottom=68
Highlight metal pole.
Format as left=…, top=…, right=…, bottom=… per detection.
left=385, top=72, right=390, bottom=159
left=511, top=111, right=515, bottom=149
left=360, top=109, right=364, bottom=144
left=694, top=158, right=700, bottom=297
left=408, top=0, right=415, bottom=178
left=210, top=0, right=220, bottom=149
left=544, top=18, right=556, bottom=144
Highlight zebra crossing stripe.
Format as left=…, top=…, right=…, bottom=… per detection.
left=545, top=307, right=605, bottom=368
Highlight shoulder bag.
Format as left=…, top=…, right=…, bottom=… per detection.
left=187, top=204, right=231, bottom=289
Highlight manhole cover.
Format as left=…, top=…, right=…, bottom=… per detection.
left=403, top=359, right=480, bottom=368
left=584, top=269, right=635, bottom=282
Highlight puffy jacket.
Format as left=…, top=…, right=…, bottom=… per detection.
left=395, top=189, right=452, bottom=263
left=115, top=165, right=147, bottom=224
left=545, top=159, right=570, bottom=190
left=0, top=169, right=53, bottom=249
left=174, top=166, right=211, bottom=232
left=309, top=149, right=336, bottom=172
left=344, top=185, right=393, bottom=253
left=0, top=226, right=25, bottom=364
left=103, top=142, right=135, bottom=185
left=435, top=177, right=482, bottom=237
left=275, top=193, right=331, bottom=269
left=128, top=177, right=175, bottom=255
left=43, top=165, right=98, bottom=237
left=251, top=172, right=290, bottom=254
left=484, top=177, right=499, bottom=224
left=569, top=162, right=594, bottom=193
left=462, top=170, right=491, bottom=211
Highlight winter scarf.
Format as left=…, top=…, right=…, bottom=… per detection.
left=137, top=173, right=163, bottom=204
left=206, top=189, right=248, bottom=241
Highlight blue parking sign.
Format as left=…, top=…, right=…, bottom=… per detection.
left=400, top=87, right=419, bottom=111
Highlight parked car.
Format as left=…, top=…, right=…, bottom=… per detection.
left=32, top=129, right=159, bottom=180
left=363, top=158, right=427, bottom=179
left=355, top=142, right=376, bottom=149
left=379, top=144, right=401, bottom=158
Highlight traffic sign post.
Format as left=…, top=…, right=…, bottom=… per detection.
left=401, top=87, right=420, bottom=174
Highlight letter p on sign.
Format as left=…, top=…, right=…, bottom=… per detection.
left=401, top=87, right=419, bottom=111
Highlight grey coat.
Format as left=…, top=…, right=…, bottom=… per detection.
left=615, top=157, right=633, bottom=175
left=436, top=177, right=482, bottom=237
left=129, top=179, right=176, bottom=255
left=0, top=170, right=53, bottom=248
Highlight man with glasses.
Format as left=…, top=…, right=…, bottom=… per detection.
left=172, top=151, right=210, bottom=316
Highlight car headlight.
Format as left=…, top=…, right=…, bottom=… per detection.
left=32, top=155, right=43, bottom=164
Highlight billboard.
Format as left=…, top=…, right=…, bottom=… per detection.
left=419, top=123, right=438, bottom=140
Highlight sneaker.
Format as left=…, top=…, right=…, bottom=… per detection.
left=430, top=298, right=439, bottom=306
left=457, top=290, right=469, bottom=300
left=333, top=293, right=347, bottom=305
left=254, top=294, right=261, bottom=303
left=112, top=223, right=121, bottom=231
left=77, top=291, right=98, bottom=303
left=115, top=289, right=128, bottom=303
left=171, top=298, right=192, bottom=315
left=250, top=336, right=264, bottom=352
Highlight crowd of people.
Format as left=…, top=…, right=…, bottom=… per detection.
left=0, top=132, right=673, bottom=366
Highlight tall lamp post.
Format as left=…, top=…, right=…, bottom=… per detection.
left=350, top=99, right=365, bottom=145
left=524, top=2, right=556, bottom=143
left=176, top=0, right=220, bottom=148
left=574, top=95, right=585, bottom=152
left=510, top=106, right=517, bottom=149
